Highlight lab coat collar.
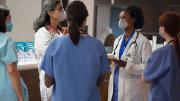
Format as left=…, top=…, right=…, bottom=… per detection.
left=114, top=30, right=138, bottom=60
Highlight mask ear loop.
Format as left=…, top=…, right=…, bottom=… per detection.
left=126, top=18, right=132, bottom=27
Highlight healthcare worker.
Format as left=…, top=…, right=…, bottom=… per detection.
left=0, top=5, right=28, bottom=101
left=108, top=5, right=152, bottom=101
left=34, top=0, right=68, bottom=100
left=40, top=1, right=111, bottom=101
left=141, top=12, right=180, bottom=101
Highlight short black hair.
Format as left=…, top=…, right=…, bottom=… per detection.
left=123, top=5, right=145, bottom=29
left=0, top=5, right=9, bottom=33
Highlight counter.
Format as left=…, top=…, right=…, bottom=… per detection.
left=17, top=62, right=38, bottom=71
left=17, top=61, right=41, bottom=101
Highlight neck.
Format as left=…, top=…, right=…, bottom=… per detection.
left=79, top=26, right=89, bottom=37
left=124, top=26, right=135, bottom=39
left=50, top=19, right=59, bottom=32
left=165, top=34, right=175, bottom=45
left=79, top=26, right=85, bottom=32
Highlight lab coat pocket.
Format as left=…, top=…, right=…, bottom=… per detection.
left=125, top=79, right=143, bottom=101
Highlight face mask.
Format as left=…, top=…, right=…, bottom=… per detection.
left=159, top=29, right=163, bottom=38
left=57, top=10, right=66, bottom=21
left=6, top=22, right=13, bottom=32
left=118, top=19, right=131, bottom=30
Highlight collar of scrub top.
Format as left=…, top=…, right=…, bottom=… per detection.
left=46, top=25, right=61, bottom=35
left=119, top=31, right=135, bottom=58
left=79, top=29, right=88, bottom=34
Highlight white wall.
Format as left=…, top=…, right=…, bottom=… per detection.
left=6, top=0, right=41, bottom=42
left=96, top=6, right=111, bottom=43
left=0, top=0, right=6, bottom=5
left=69, top=0, right=94, bottom=36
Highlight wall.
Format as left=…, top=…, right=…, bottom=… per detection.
left=96, top=6, right=111, bottom=42
left=0, top=0, right=6, bottom=5
left=6, top=0, right=41, bottom=42
left=69, top=0, right=94, bottom=36
left=95, top=0, right=180, bottom=33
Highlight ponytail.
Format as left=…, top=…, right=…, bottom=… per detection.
left=69, top=20, right=80, bottom=46
left=174, top=37, right=180, bottom=68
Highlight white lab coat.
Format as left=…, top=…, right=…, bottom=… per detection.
left=34, top=27, right=64, bottom=101
left=108, top=30, right=152, bottom=101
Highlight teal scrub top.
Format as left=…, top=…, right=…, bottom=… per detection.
left=0, top=32, right=28, bottom=101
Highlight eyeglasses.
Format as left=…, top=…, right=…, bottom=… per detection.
left=54, top=7, right=64, bottom=11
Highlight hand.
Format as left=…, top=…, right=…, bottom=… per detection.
left=108, top=59, right=113, bottom=64
left=112, top=59, right=127, bottom=67
left=62, top=27, right=69, bottom=35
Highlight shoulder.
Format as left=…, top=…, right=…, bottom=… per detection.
left=137, top=32, right=149, bottom=43
left=154, top=45, right=174, bottom=54
left=35, top=27, right=50, bottom=37
left=0, top=33, right=15, bottom=51
left=90, top=36, right=104, bottom=45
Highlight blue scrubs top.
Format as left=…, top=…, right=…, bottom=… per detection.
left=143, top=45, right=180, bottom=101
left=40, top=35, right=111, bottom=101
left=112, top=32, right=135, bottom=101
left=0, top=32, right=28, bottom=101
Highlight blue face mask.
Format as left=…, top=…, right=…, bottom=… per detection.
left=6, top=22, right=13, bottom=32
left=159, top=29, right=163, bottom=38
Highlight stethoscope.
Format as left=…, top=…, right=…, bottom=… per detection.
left=112, top=31, right=139, bottom=56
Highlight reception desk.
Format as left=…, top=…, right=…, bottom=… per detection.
left=17, top=62, right=112, bottom=101
left=18, top=62, right=41, bottom=101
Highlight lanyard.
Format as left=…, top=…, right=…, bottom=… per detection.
left=167, top=40, right=174, bottom=45
left=79, top=29, right=87, bottom=34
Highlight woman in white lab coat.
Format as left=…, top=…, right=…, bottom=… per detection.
left=108, top=5, right=152, bottom=101
left=34, top=0, right=67, bottom=101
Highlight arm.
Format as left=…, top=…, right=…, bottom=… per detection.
left=97, top=73, right=106, bottom=87
left=44, top=73, right=55, bottom=88
left=6, top=62, right=23, bottom=101
left=35, top=29, right=52, bottom=56
left=124, top=40, right=152, bottom=75
left=141, top=72, right=148, bottom=83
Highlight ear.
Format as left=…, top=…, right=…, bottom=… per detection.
left=131, top=17, right=135, bottom=23
left=85, top=17, right=87, bottom=22
left=47, top=11, right=51, bottom=16
left=160, top=27, right=165, bottom=33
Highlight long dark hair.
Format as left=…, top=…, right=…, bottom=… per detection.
left=66, top=1, right=89, bottom=46
left=0, top=5, right=10, bottom=33
left=159, top=12, right=180, bottom=68
left=34, top=0, right=61, bottom=32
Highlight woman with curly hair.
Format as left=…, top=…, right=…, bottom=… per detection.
left=108, top=5, right=152, bottom=101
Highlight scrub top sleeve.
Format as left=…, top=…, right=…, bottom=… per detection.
left=143, top=50, right=170, bottom=83
left=1, top=38, right=18, bottom=66
left=40, top=43, right=54, bottom=78
left=100, top=46, right=111, bottom=75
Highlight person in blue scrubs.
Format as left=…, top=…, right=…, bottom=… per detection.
left=40, top=1, right=111, bottom=101
left=141, top=12, right=180, bottom=101
left=0, top=5, right=28, bottom=101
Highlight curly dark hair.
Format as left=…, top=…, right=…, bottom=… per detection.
left=123, top=5, right=145, bottom=29
left=0, top=5, right=10, bottom=33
